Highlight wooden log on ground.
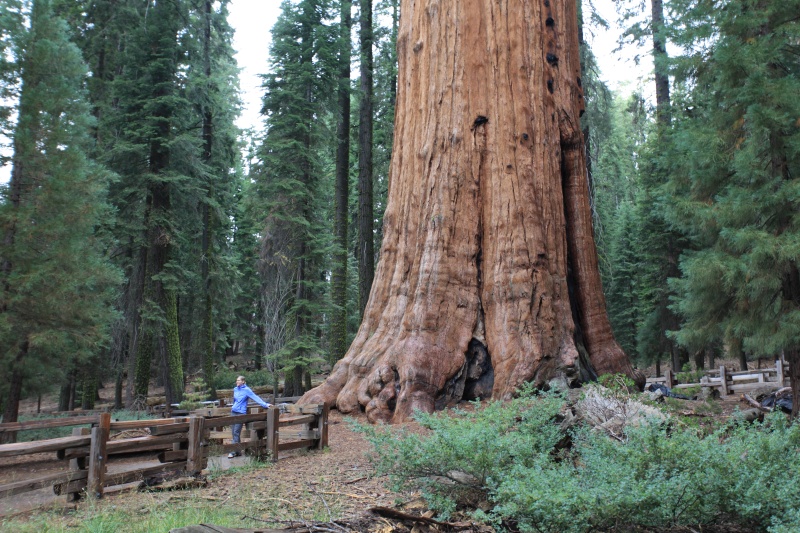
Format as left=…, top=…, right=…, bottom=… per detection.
left=742, top=394, right=772, bottom=412
left=170, top=525, right=291, bottom=533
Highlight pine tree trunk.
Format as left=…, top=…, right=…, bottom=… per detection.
left=782, top=264, right=800, bottom=417
left=331, top=1, right=352, bottom=363
left=357, top=0, right=375, bottom=317
left=164, top=289, right=184, bottom=404
left=301, top=0, right=638, bottom=423
left=651, top=0, right=671, bottom=125
left=200, top=0, right=217, bottom=399
left=0, top=368, right=23, bottom=444
left=789, top=347, right=800, bottom=419
left=693, top=348, right=705, bottom=370
left=134, top=329, right=154, bottom=406
left=114, top=370, right=123, bottom=410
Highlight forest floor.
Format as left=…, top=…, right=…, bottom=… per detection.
left=0, top=360, right=775, bottom=531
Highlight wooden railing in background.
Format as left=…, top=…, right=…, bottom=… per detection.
left=0, top=403, right=328, bottom=502
left=646, top=361, right=788, bottom=396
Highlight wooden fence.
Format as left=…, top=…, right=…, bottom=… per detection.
left=0, top=403, right=328, bottom=502
left=646, top=360, right=789, bottom=396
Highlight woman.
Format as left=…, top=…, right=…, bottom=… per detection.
left=228, top=375, right=271, bottom=458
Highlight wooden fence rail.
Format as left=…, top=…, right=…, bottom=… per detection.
left=645, top=361, right=789, bottom=396
left=0, top=403, right=328, bottom=502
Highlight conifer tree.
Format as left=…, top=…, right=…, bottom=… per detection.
left=0, top=0, right=117, bottom=438
left=356, top=0, right=374, bottom=317
left=186, top=0, right=242, bottom=399
left=331, top=0, right=352, bottom=363
left=0, top=1, right=22, bottom=166
left=106, top=0, right=198, bottom=406
left=255, top=0, right=337, bottom=395
left=664, top=0, right=800, bottom=413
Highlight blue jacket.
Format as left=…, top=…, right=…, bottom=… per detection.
left=231, top=384, right=271, bottom=414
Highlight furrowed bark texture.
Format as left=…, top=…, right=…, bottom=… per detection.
left=302, top=0, right=636, bottom=422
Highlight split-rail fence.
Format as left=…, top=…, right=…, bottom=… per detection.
left=646, top=360, right=789, bottom=396
left=0, top=402, right=328, bottom=502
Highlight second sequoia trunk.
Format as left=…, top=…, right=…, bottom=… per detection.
left=302, top=0, right=639, bottom=422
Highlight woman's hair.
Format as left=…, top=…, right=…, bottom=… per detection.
left=237, top=375, right=246, bottom=383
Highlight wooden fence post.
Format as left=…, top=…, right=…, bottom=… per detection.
left=776, top=359, right=784, bottom=386
left=67, top=427, right=89, bottom=501
left=186, top=415, right=205, bottom=475
left=312, top=403, right=329, bottom=451
left=88, top=412, right=110, bottom=499
left=665, top=368, right=675, bottom=389
left=719, top=366, right=729, bottom=396
left=266, top=407, right=280, bottom=462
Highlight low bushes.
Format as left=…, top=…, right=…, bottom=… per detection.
left=357, top=385, right=800, bottom=532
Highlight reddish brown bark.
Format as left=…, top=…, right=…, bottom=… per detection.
left=302, top=0, right=638, bottom=422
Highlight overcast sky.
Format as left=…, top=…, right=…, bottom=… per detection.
left=228, top=1, right=282, bottom=132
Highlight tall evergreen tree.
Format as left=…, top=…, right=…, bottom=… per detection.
left=186, top=0, right=242, bottom=399
left=664, top=0, right=800, bottom=413
left=331, top=0, right=352, bottom=363
left=101, top=0, right=206, bottom=406
left=0, top=0, right=117, bottom=437
left=617, top=0, right=689, bottom=371
left=255, top=0, right=337, bottom=396
left=356, top=0, right=375, bottom=317
left=0, top=1, right=22, bottom=169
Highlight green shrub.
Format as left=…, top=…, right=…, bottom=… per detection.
left=360, top=386, right=800, bottom=532
left=354, top=386, right=565, bottom=519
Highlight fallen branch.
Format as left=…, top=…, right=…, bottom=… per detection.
left=369, top=506, right=476, bottom=530
left=742, top=394, right=772, bottom=412
left=319, top=491, right=373, bottom=500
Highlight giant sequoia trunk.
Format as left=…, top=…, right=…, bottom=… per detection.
left=302, top=0, right=638, bottom=423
